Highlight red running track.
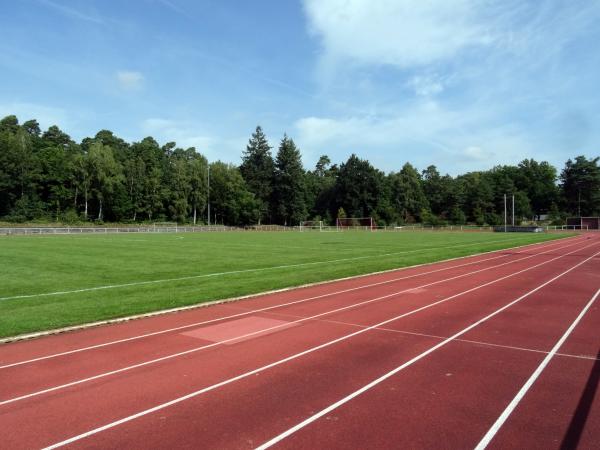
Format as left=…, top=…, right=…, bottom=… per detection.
left=0, top=234, right=599, bottom=449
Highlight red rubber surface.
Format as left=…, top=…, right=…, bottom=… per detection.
left=0, top=234, right=598, bottom=449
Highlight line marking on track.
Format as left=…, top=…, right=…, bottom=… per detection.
left=0, top=236, right=577, bottom=367
left=0, top=235, right=559, bottom=302
left=257, top=313, right=600, bottom=362
left=474, top=287, right=600, bottom=450
left=1, top=240, right=590, bottom=406
left=39, top=245, right=600, bottom=449
left=254, top=249, right=600, bottom=450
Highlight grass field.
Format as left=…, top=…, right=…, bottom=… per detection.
left=0, top=230, right=571, bottom=338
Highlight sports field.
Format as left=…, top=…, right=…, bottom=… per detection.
left=0, top=230, right=569, bottom=338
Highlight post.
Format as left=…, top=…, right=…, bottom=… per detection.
left=504, top=194, right=507, bottom=232
left=207, top=164, right=211, bottom=226
left=512, top=194, right=515, bottom=226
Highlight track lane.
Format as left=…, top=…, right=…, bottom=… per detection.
left=10, top=238, right=594, bottom=449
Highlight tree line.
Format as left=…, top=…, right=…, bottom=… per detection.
left=1, top=115, right=599, bottom=226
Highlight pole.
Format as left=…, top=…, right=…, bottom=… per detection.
left=207, top=164, right=211, bottom=226
left=512, top=194, right=515, bottom=226
left=504, top=194, right=507, bottom=232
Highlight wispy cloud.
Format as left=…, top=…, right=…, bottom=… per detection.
left=39, top=0, right=104, bottom=25
left=155, top=0, right=190, bottom=18
left=116, top=71, right=144, bottom=90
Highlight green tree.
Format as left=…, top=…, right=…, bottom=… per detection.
left=560, top=156, right=600, bottom=216
left=209, top=162, right=258, bottom=225
left=272, top=135, right=307, bottom=225
left=389, top=163, right=428, bottom=223
left=87, top=142, right=122, bottom=221
left=516, top=159, right=557, bottom=218
left=240, top=126, right=274, bottom=224
left=335, top=154, right=383, bottom=218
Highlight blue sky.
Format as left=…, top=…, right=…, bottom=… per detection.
left=1, top=0, right=599, bottom=174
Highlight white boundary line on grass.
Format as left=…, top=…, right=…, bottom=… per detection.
left=0, top=237, right=577, bottom=365
left=0, top=235, right=578, bottom=345
left=2, top=241, right=576, bottom=405
left=0, top=235, right=544, bottom=302
left=254, top=249, right=600, bottom=450
left=474, top=287, right=600, bottom=450
left=41, top=243, right=600, bottom=450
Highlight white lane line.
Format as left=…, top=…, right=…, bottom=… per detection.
left=474, top=287, right=600, bottom=450
left=1, top=239, right=587, bottom=404
left=39, top=246, right=600, bottom=449
left=259, top=314, right=600, bottom=362
left=0, top=236, right=576, bottom=369
left=0, top=235, right=554, bottom=302
left=254, top=250, right=600, bottom=450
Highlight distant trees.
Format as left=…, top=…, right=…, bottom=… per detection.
left=0, top=114, right=598, bottom=226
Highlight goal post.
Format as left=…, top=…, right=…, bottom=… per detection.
left=299, top=220, right=323, bottom=232
left=152, top=222, right=178, bottom=232
left=336, top=217, right=376, bottom=231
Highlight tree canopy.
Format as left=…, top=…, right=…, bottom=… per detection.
left=0, top=114, right=598, bottom=226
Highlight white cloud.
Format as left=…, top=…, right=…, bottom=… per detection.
left=303, top=0, right=491, bottom=70
left=462, top=146, right=492, bottom=161
left=116, top=71, right=144, bottom=90
left=294, top=98, right=536, bottom=174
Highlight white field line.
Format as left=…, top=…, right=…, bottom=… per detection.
left=0, top=237, right=578, bottom=370
left=474, top=287, right=600, bottom=450
left=254, top=249, right=600, bottom=450
left=0, top=244, right=562, bottom=405
left=42, top=243, right=600, bottom=450
left=0, top=235, right=554, bottom=302
left=21, top=244, right=595, bottom=448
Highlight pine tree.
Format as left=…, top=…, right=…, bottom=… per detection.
left=240, top=126, right=274, bottom=224
left=272, top=135, right=307, bottom=225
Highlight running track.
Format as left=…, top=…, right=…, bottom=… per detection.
left=1, top=234, right=599, bottom=449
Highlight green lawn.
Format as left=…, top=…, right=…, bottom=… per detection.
left=0, top=230, right=571, bottom=338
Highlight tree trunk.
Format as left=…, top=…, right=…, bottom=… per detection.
left=98, top=199, right=103, bottom=221
left=84, top=190, right=88, bottom=220
left=193, top=205, right=197, bottom=225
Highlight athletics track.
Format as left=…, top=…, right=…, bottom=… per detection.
left=0, top=233, right=598, bottom=449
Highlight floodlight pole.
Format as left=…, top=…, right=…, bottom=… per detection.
left=504, top=194, right=507, bottom=232
left=512, top=194, right=515, bottom=226
left=207, top=164, right=211, bottom=226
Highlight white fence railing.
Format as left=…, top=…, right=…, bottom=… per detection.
left=1, top=224, right=595, bottom=235
left=0, top=226, right=239, bottom=235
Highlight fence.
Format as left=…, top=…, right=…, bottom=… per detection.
left=0, top=226, right=239, bottom=235
left=1, top=224, right=595, bottom=236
